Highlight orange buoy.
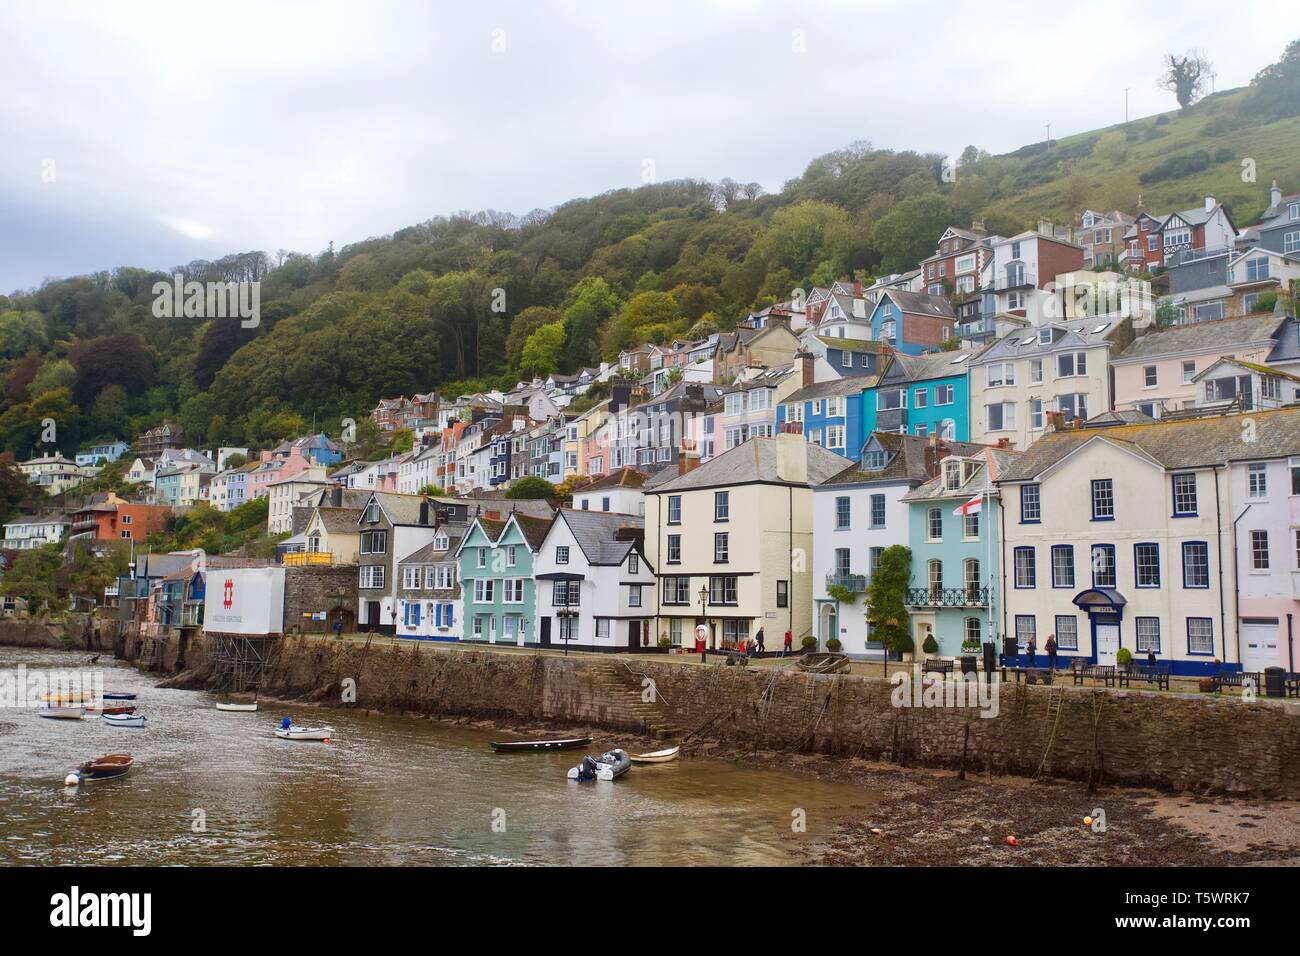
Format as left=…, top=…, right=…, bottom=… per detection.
left=1083, top=816, right=1093, bottom=826
left=1006, top=836, right=1018, bottom=846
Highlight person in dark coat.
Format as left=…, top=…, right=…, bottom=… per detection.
left=1045, top=634, right=1058, bottom=670
left=1026, top=635, right=1037, bottom=668
left=755, top=626, right=765, bottom=655
left=1146, top=647, right=1157, bottom=667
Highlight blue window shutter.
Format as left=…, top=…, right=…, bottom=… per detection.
left=448, top=604, right=454, bottom=626
left=403, top=602, right=409, bottom=626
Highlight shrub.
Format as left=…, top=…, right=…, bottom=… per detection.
left=1139, top=150, right=1212, bottom=185
left=922, top=634, right=939, bottom=654
left=657, top=635, right=671, bottom=649
left=1116, top=647, right=1133, bottom=666
left=826, top=638, right=842, bottom=652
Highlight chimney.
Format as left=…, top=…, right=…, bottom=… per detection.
left=996, top=437, right=1011, bottom=449
left=1205, top=195, right=1216, bottom=214
left=485, top=509, right=501, bottom=521
left=776, top=431, right=808, bottom=484
left=330, top=486, right=342, bottom=507
left=677, top=447, right=700, bottom=476
left=853, top=278, right=862, bottom=297
left=1046, top=411, right=1066, bottom=431
left=418, top=500, right=430, bottom=525
left=971, top=220, right=986, bottom=237
left=1270, top=180, right=1282, bottom=209
left=797, top=350, right=814, bottom=387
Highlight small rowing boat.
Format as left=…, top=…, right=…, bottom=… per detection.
left=216, top=702, right=258, bottom=712
left=40, top=691, right=96, bottom=704
left=796, top=652, right=851, bottom=674
left=490, top=736, right=593, bottom=753
left=103, top=692, right=137, bottom=701
left=100, top=704, right=136, bottom=716
left=37, top=706, right=85, bottom=720
left=629, top=746, right=680, bottom=764
left=65, top=753, right=133, bottom=785
left=102, top=713, right=147, bottom=729
left=567, top=749, right=631, bottom=781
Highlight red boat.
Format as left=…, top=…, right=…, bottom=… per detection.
left=67, top=753, right=134, bottom=784
left=100, top=705, right=137, bottom=716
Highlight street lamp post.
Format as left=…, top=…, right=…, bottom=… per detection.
left=698, top=586, right=709, bottom=664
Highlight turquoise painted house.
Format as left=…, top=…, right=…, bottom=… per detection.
left=900, top=447, right=1018, bottom=657
left=862, top=350, right=974, bottom=442
left=455, top=512, right=552, bottom=645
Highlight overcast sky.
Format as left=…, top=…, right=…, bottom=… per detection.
left=0, top=0, right=1290, bottom=293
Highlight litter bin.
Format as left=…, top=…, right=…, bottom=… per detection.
left=1002, top=637, right=1018, bottom=665
left=1265, top=666, right=1286, bottom=698
left=982, top=641, right=997, bottom=674
left=960, top=655, right=978, bottom=676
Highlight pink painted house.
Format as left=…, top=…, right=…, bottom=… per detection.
left=1110, top=314, right=1286, bottom=418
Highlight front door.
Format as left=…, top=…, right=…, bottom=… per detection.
left=1095, top=621, right=1120, bottom=666
left=627, top=621, right=640, bottom=650
left=539, top=617, right=551, bottom=647
left=365, top=602, right=381, bottom=631
left=1241, top=620, right=1280, bottom=672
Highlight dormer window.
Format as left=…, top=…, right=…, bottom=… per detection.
left=364, top=501, right=380, bottom=523
left=944, top=459, right=962, bottom=491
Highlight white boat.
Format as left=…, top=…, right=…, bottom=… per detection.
left=102, top=713, right=147, bottom=729
left=274, top=725, right=334, bottom=741
left=216, top=702, right=258, bottom=712
left=629, top=746, right=680, bottom=764
left=37, top=706, right=85, bottom=720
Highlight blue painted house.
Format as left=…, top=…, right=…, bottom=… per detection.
left=901, top=447, right=1018, bottom=657
left=455, top=511, right=552, bottom=645
left=862, top=350, right=974, bottom=441
left=777, top=377, right=871, bottom=460
left=867, top=289, right=958, bottom=357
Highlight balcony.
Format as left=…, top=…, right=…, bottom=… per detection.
left=985, top=269, right=1038, bottom=292
left=907, top=586, right=989, bottom=607
left=826, top=572, right=868, bottom=593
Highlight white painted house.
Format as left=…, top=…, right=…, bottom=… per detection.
left=572, top=466, right=648, bottom=516
left=533, top=510, right=655, bottom=651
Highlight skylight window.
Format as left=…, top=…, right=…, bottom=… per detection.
left=949, top=354, right=969, bottom=364
left=1091, top=322, right=1110, bottom=334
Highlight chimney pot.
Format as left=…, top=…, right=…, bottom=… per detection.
left=1270, top=181, right=1282, bottom=208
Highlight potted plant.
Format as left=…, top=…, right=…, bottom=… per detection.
left=826, top=637, right=842, bottom=652
left=922, top=634, right=939, bottom=658
left=801, top=635, right=818, bottom=653
left=657, top=635, right=671, bottom=650
left=1116, top=647, right=1133, bottom=670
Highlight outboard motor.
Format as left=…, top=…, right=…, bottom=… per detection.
left=578, top=756, right=599, bottom=781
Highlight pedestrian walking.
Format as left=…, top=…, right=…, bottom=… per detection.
left=1045, top=633, right=1057, bottom=670
left=755, top=626, right=765, bottom=656
left=1026, top=634, right=1037, bottom=668
left=783, top=629, right=793, bottom=656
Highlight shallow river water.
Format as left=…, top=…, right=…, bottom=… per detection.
left=0, top=646, right=871, bottom=865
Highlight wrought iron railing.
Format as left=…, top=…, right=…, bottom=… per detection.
left=907, top=586, right=989, bottom=607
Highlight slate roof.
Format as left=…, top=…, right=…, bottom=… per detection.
left=784, top=376, right=873, bottom=404
left=813, top=336, right=889, bottom=353
left=972, top=320, right=1126, bottom=363
left=312, top=507, right=363, bottom=533
left=398, top=534, right=463, bottom=566
left=556, top=510, right=643, bottom=565
left=902, top=447, right=1022, bottom=502
left=721, top=364, right=796, bottom=393
left=649, top=436, right=851, bottom=493
left=880, top=288, right=957, bottom=319
left=882, top=350, right=978, bottom=383
left=820, top=433, right=989, bottom=486
left=996, top=406, right=1300, bottom=482
left=367, top=491, right=430, bottom=527
left=1115, top=314, right=1285, bottom=362
left=511, top=513, right=553, bottom=551
left=580, top=467, right=648, bottom=492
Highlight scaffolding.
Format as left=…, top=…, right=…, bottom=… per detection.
left=206, top=633, right=275, bottom=692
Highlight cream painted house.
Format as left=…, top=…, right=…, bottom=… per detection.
left=643, top=434, right=848, bottom=650
left=1111, top=313, right=1287, bottom=418
left=968, top=319, right=1132, bottom=449
left=992, top=413, right=1296, bottom=676
left=267, top=466, right=330, bottom=534
left=301, top=506, right=363, bottom=564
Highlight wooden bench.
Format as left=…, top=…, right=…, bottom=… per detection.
left=1213, top=671, right=1262, bottom=693
left=1287, top=673, right=1300, bottom=698
left=1118, top=663, right=1171, bottom=690
left=920, top=658, right=954, bottom=677
left=1070, top=662, right=1116, bottom=687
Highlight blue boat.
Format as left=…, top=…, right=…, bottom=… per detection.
left=102, top=692, right=137, bottom=701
